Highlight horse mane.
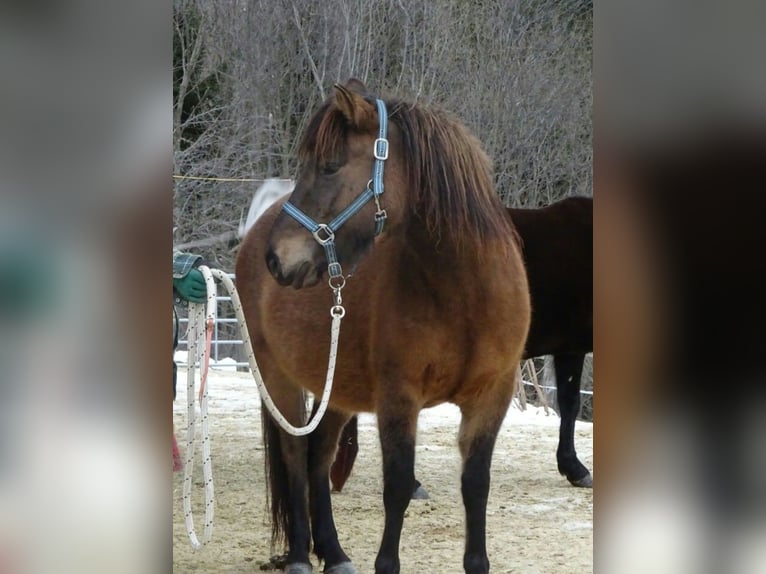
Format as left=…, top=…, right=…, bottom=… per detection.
left=298, top=96, right=515, bottom=254
left=387, top=99, right=515, bottom=252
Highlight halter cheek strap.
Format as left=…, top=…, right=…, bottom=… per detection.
left=282, top=99, right=389, bottom=280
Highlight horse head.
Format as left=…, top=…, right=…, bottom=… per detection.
left=264, top=79, right=405, bottom=289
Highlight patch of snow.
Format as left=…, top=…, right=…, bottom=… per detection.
left=210, top=357, right=237, bottom=372
left=174, top=370, right=592, bottom=432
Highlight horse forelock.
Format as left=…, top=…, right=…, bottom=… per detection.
left=297, top=101, right=349, bottom=166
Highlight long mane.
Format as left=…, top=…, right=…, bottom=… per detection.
left=298, top=96, right=515, bottom=253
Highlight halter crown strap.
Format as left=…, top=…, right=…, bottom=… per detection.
left=283, top=98, right=389, bottom=279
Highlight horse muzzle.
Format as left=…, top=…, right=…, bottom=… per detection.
left=265, top=242, right=322, bottom=289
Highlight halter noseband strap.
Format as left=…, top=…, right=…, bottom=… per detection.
left=282, top=99, right=389, bottom=280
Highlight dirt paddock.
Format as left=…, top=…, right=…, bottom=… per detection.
left=173, top=370, right=592, bottom=573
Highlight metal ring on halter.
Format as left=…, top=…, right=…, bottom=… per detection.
left=312, top=224, right=335, bottom=245
left=331, top=305, right=346, bottom=318
left=329, top=274, right=346, bottom=290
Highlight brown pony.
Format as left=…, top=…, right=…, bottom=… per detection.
left=235, top=79, right=530, bottom=574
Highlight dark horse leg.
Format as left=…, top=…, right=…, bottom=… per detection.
left=262, top=400, right=312, bottom=573
left=374, top=397, right=419, bottom=574
left=332, top=416, right=430, bottom=500
left=458, top=378, right=514, bottom=574
left=330, top=415, right=358, bottom=493
left=554, top=353, right=593, bottom=487
left=307, top=408, right=357, bottom=573
left=262, top=386, right=356, bottom=574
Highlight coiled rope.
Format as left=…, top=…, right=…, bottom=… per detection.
left=181, top=266, right=217, bottom=550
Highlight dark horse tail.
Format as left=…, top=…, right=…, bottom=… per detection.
left=262, top=408, right=290, bottom=549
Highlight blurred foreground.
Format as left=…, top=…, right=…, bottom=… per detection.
left=0, top=1, right=765, bottom=573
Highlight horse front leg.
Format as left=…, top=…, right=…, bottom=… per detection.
left=280, top=434, right=319, bottom=574
left=374, top=396, right=419, bottom=574
left=458, top=377, right=514, bottom=574
left=554, top=353, right=592, bottom=487
left=307, top=407, right=357, bottom=573
left=261, top=382, right=313, bottom=574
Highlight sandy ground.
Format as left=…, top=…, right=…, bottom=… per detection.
left=173, top=369, right=592, bottom=573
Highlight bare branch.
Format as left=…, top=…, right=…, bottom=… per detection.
left=290, top=1, right=326, bottom=100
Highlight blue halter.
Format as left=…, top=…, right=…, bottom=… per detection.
left=282, top=99, right=389, bottom=281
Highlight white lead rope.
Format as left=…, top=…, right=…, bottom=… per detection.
left=180, top=266, right=344, bottom=550
left=208, top=267, right=344, bottom=436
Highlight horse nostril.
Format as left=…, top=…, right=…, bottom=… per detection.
left=265, top=248, right=281, bottom=278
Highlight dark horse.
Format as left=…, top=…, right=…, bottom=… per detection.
left=331, top=196, right=593, bottom=494
left=236, top=79, right=530, bottom=573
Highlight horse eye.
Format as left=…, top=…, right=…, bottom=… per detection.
left=320, top=162, right=342, bottom=175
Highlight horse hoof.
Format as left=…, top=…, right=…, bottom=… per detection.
left=324, top=561, right=357, bottom=574
left=569, top=473, right=593, bottom=488
left=412, top=484, right=430, bottom=500
left=285, top=563, right=313, bottom=574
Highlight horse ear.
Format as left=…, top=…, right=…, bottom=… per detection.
left=333, top=82, right=376, bottom=130
left=344, top=78, right=368, bottom=94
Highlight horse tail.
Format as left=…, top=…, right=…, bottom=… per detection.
left=262, top=408, right=290, bottom=549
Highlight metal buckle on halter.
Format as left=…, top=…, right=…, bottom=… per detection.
left=312, top=224, right=335, bottom=245
left=374, top=138, right=389, bottom=160
left=327, top=261, right=343, bottom=279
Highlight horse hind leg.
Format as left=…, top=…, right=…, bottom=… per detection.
left=330, top=416, right=359, bottom=493
left=307, top=407, right=357, bottom=573
left=554, top=353, right=593, bottom=487
left=458, top=375, right=515, bottom=574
